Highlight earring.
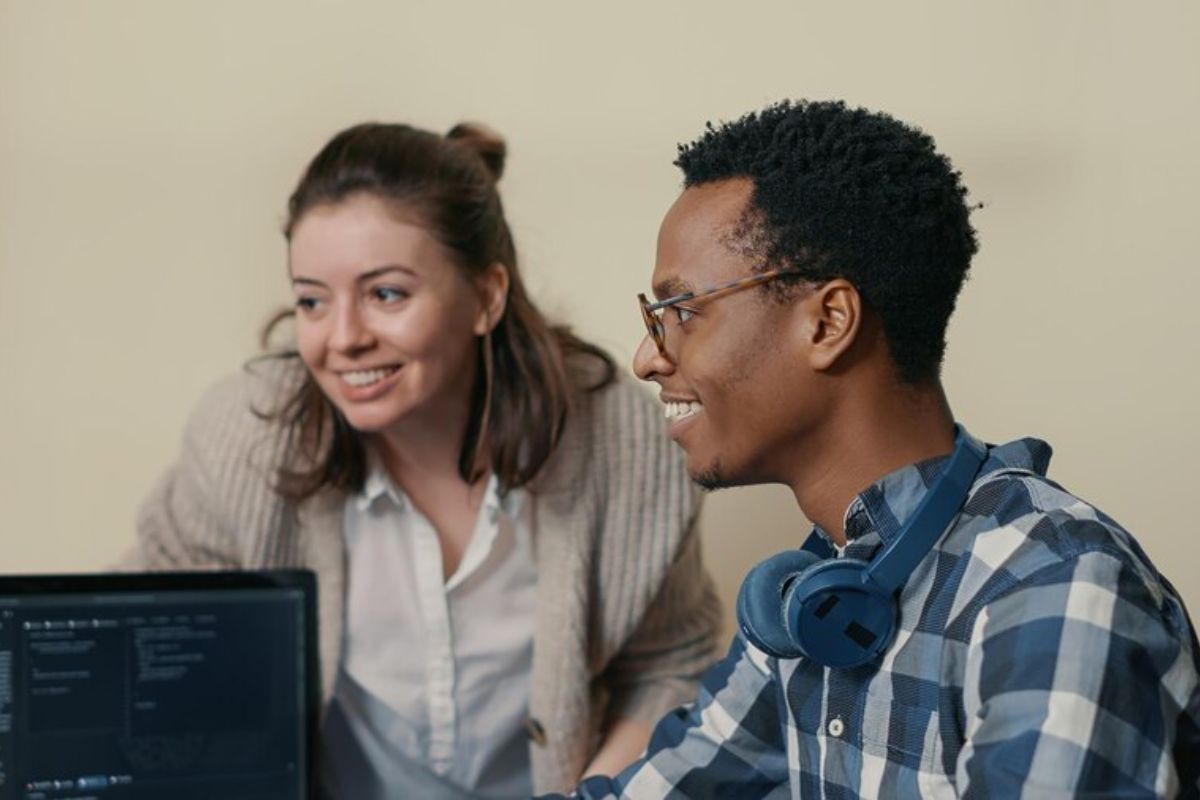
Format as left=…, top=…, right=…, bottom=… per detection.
left=468, top=330, right=495, bottom=482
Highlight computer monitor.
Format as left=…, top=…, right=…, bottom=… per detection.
left=0, top=570, right=317, bottom=800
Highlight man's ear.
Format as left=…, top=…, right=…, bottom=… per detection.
left=473, top=263, right=510, bottom=335
left=803, top=279, right=863, bottom=372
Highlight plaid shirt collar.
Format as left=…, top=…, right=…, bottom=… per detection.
left=812, top=430, right=1055, bottom=556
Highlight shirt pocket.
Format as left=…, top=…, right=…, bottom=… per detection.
left=858, top=688, right=942, bottom=772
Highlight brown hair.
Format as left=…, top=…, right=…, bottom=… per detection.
left=259, top=121, right=614, bottom=500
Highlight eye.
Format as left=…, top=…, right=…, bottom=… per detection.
left=294, top=296, right=322, bottom=313
left=371, top=286, right=410, bottom=303
left=671, top=306, right=697, bottom=325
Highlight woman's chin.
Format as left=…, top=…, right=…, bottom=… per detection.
left=335, top=407, right=404, bottom=434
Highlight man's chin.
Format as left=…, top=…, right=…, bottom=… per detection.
left=691, top=460, right=734, bottom=492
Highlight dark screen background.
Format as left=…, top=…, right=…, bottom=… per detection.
left=0, top=588, right=307, bottom=800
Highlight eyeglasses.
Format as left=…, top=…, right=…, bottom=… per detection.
left=638, top=268, right=807, bottom=357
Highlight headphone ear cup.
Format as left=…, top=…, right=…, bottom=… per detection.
left=736, top=549, right=822, bottom=659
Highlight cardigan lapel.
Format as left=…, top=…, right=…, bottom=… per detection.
left=530, top=486, right=588, bottom=703
left=527, top=435, right=597, bottom=790
left=295, top=488, right=348, bottom=708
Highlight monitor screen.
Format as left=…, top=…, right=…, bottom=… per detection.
left=0, top=571, right=316, bottom=800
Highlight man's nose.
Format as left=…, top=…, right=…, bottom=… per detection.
left=632, top=333, right=675, bottom=382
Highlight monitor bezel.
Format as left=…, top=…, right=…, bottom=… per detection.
left=0, top=569, right=319, bottom=799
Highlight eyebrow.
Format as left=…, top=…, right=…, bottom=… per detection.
left=652, top=276, right=694, bottom=301
left=291, top=264, right=418, bottom=287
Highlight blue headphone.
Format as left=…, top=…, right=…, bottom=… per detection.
left=735, top=427, right=986, bottom=669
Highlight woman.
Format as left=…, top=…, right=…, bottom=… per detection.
left=128, top=121, right=721, bottom=797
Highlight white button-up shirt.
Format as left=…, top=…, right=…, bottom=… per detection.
left=322, top=457, right=537, bottom=799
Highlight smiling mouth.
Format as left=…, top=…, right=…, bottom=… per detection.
left=340, top=366, right=401, bottom=387
left=664, top=400, right=703, bottom=422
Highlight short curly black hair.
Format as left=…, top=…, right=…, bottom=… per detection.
left=675, top=100, right=978, bottom=384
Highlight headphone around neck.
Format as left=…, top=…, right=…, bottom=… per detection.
left=735, top=427, right=986, bottom=669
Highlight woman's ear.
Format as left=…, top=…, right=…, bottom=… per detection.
left=804, top=278, right=863, bottom=372
left=474, top=262, right=510, bottom=335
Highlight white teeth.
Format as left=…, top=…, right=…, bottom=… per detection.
left=663, top=400, right=703, bottom=421
left=342, top=367, right=398, bottom=387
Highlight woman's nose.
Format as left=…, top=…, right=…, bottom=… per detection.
left=329, top=303, right=375, bottom=353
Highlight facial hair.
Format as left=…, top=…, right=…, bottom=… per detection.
left=693, top=459, right=732, bottom=492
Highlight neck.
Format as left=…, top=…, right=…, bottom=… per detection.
left=786, top=380, right=956, bottom=547
left=375, top=394, right=479, bottom=492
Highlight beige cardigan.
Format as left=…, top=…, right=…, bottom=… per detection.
left=127, top=358, right=722, bottom=793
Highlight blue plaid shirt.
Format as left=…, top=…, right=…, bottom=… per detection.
left=553, top=432, right=1200, bottom=798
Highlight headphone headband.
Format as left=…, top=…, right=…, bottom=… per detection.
left=864, top=426, right=986, bottom=594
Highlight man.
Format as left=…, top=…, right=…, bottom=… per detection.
left=554, top=101, right=1200, bottom=797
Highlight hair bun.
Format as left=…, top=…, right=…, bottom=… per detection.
left=446, top=122, right=506, bottom=181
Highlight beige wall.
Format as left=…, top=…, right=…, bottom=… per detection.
left=2, top=1, right=1197, bottom=629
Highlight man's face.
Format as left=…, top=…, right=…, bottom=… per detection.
left=633, top=178, right=820, bottom=489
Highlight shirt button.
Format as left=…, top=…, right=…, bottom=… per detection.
left=828, top=717, right=845, bottom=738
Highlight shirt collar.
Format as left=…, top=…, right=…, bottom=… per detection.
left=357, top=447, right=404, bottom=510
left=356, top=446, right=520, bottom=520
left=812, top=428, right=1053, bottom=556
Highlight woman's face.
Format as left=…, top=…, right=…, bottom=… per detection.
left=288, top=193, right=491, bottom=437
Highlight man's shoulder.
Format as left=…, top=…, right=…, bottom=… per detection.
left=947, top=467, right=1184, bottom=635
left=960, top=468, right=1141, bottom=570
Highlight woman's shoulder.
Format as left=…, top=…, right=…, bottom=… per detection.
left=555, top=360, right=688, bottom=497
left=180, top=355, right=307, bottom=469
left=567, top=357, right=663, bottom=434
left=191, top=355, right=304, bottom=420
left=130, top=356, right=309, bottom=571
